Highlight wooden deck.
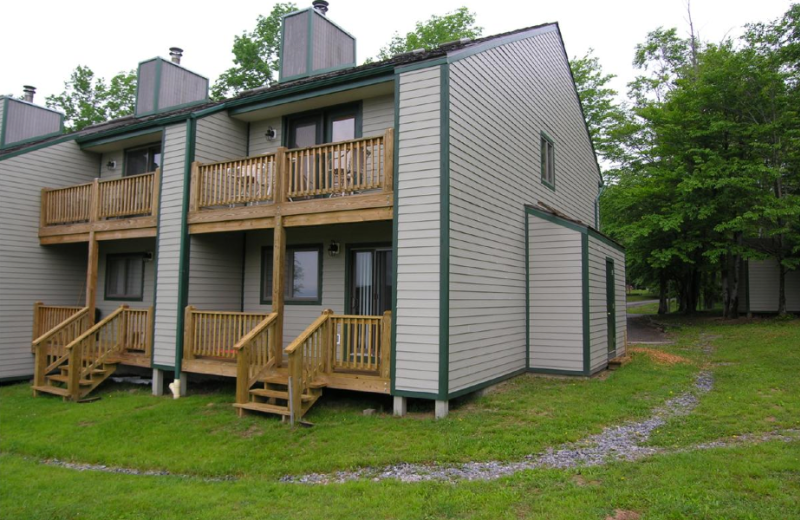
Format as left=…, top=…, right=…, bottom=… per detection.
left=38, top=170, right=160, bottom=244
left=187, top=130, right=394, bottom=234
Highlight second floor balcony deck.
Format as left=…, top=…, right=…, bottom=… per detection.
left=187, top=129, right=394, bottom=234
left=39, top=171, right=160, bottom=244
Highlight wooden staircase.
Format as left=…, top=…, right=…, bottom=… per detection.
left=32, top=305, right=152, bottom=401
left=234, top=374, right=325, bottom=418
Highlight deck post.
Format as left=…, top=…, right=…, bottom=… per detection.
left=435, top=400, right=449, bottom=420
left=183, top=306, right=196, bottom=360
left=189, top=162, right=201, bottom=213
left=89, top=178, right=100, bottom=222
left=144, top=306, right=154, bottom=359
left=151, top=168, right=161, bottom=219
left=85, top=232, right=99, bottom=324
left=383, top=128, right=394, bottom=193
left=272, top=215, right=286, bottom=366
left=393, top=396, right=407, bottom=417
left=380, top=310, right=391, bottom=379
left=31, top=301, right=43, bottom=345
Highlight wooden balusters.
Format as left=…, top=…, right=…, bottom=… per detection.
left=183, top=308, right=271, bottom=360
left=234, top=312, right=278, bottom=410
left=330, top=314, right=385, bottom=372
left=97, top=172, right=155, bottom=219
left=194, top=153, right=276, bottom=210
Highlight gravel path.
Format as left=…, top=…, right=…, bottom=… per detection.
left=282, top=372, right=715, bottom=484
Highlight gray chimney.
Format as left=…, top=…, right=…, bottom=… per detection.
left=279, top=2, right=355, bottom=81
left=312, top=0, right=329, bottom=15
left=22, top=85, right=36, bottom=103
left=169, top=47, right=183, bottom=65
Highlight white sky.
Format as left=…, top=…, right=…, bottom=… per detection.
left=0, top=0, right=792, bottom=105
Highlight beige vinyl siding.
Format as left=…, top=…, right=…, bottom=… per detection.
left=0, top=139, right=98, bottom=379
left=447, top=28, right=599, bottom=392
left=394, top=66, right=441, bottom=394
left=152, top=123, right=187, bottom=367
left=749, top=260, right=800, bottom=312
left=242, top=222, right=391, bottom=346
left=587, top=235, right=626, bottom=371
left=99, top=151, right=124, bottom=180
left=249, top=117, right=283, bottom=156
left=95, top=239, right=156, bottom=317
left=195, top=112, right=247, bottom=163
left=527, top=216, right=585, bottom=372
left=188, top=233, right=243, bottom=311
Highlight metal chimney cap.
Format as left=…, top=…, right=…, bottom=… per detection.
left=312, top=0, right=329, bottom=15
left=22, top=85, right=36, bottom=103
left=169, top=47, right=184, bottom=64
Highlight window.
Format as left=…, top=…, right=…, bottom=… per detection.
left=124, top=143, right=161, bottom=177
left=105, top=254, right=145, bottom=301
left=540, top=132, right=555, bottom=189
left=261, top=245, right=322, bottom=304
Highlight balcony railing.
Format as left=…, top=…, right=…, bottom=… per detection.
left=40, top=170, right=160, bottom=228
left=191, top=129, right=393, bottom=212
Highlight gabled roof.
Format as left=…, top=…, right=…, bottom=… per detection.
left=0, top=19, right=599, bottom=183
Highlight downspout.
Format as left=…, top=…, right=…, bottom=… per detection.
left=594, top=181, right=606, bottom=230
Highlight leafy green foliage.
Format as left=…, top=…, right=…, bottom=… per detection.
left=211, top=3, right=297, bottom=100
left=375, top=7, right=482, bottom=61
left=45, top=66, right=136, bottom=132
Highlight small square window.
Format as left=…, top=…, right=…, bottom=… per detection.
left=261, top=245, right=322, bottom=304
left=105, top=254, right=145, bottom=301
left=541, top=132, right=555, bottom=190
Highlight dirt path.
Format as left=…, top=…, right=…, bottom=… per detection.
left=627, top=315, right=670, bottom=344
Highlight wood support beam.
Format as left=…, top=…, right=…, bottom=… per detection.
left=86, top=232, right=99, bottom=324
left=272, top=216, right=286, bottom=367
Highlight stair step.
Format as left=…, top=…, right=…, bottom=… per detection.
left=33, top=385, right=70, bottom=397
left=233, top=402, right=291, bottom=416
left=249, top=388, right=314, bottom=402
left=260, top=375, right=288, bottom=385
left=59, top=368, right=106, bottom=376
left=47, top=374, right=93, bottom=386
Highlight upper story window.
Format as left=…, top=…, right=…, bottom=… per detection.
left=286, top=103, right=361, bottom=149
left=124, top=143, right=161, bottom=177
left=261, top=245, right=323, bottom=305
left=540, top=132, right=555, bottom=190
left=105, top=253, right=145, bottom=301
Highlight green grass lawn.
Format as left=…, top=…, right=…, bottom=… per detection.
left=624, top=289, right=659, bottom=303
left=1, top=316, right=798, bottom=519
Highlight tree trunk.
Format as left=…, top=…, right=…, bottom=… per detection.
left=658, top=274, right=669, bottom=315
left=778, top=263, right=787, bottom=317
left=721, top=256, right=730, bottom=319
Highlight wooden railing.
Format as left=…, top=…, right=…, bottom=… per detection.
left=286, top=130, right=393, bottom=199
left=31, top=302, right=86, bottom=345
left=98, top=172, right=157, bottom=219
left=32, top=306, right=91, bottom=388
left=193, top=155, right=277, bottom=210
left=235, top=313, right=279, bottom=406
left=331, top=312, right=392, bottom=377
left=121, top=307, right=154, bottom=357
left=190, top=129, right=394, bottom=211
left=286, top=310, right=333, bottom=424
left=183, top=307, right=270, bottom=360
left=41, top=169, right=160, bottom=227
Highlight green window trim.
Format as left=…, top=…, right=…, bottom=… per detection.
left=260, top=244, right=324, bottom=305
left=123, top=141, right=162, bottom=177
left=540, top=131, right=555, bottom=191
left=104, top=252, right=147, bottom=302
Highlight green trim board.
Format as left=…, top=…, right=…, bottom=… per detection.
left=588, top=229, right=625, bottom=253
left=447, top=368, right=527, bottom=400
left=391, top=389, right=440, bottom=400
left=438, top=63, right=451, bottom=401
left=0, top=133, right=80, bottom=162
left=581, top=233, right=591, bottom=375
left=149, top=128, right=168, bottom=368
left=528, top=368, right=587, bottom=377
left=259, top=244, right=324, bottom=306
left=389, top=74, right=400, bottom=396
left=79, top=127, right=163, bottom=150
left=525, top=211, right=530, bottom=370
left=394, top=58, right=448, bottom=74
left=173, top=117, right=197, bottom=379
left=103, top=252, right=147, bottom=302
left=446, top=24, right=556, bottom=64
left=524, top=205, right=624, bottom=253
left=152, top=363, right=175, bottom=372
left=0, top=97, right=8, bottom=149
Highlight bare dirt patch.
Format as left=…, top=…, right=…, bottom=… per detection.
left=629, top=347, right=692, bottom=366
left=606, top=510, right=641, bottom=520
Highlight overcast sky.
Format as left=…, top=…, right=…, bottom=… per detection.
left=0, top=0, right=792, bottom=105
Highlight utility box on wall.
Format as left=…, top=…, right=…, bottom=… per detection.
left=279, top=6, right=356, bottom=82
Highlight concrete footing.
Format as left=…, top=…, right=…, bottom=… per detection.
left=152, top=368, right=164, bottom=396
left=435, top=399, right=449, bottom=419
left=393, top=396, right=407, bottom=417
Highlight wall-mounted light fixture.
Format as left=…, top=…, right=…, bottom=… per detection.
left=106, top=160, right=117, bottom=170
left=143, top=252, right=154, bottom=262
left=265, top=127, right=277, bottom=141
left=328, top=240, right=340, bottom=257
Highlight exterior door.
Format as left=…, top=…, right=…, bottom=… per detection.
left=287, top=115, right=322, bottom=194
left=349, top=247, right=393, bottom=316
left=606, top=258, right=617, bottom=359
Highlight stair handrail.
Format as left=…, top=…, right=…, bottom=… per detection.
left=285, top=309, right=333, bottom=424
left=63, top=305, right=127, bottom=352
left=234, top=312, right=279, bottom=406
left=32, top=306, right=90, bottom=348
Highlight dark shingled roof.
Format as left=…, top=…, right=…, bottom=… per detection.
left=0, top=22, right=556, bottom=157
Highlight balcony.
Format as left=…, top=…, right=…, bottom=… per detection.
left=39, top=171, right=160, bottom=244
left=187, top=129, right=394, bottom=234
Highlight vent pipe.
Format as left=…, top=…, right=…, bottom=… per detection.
left=22, top=85, right=36, bottom=103
left=312, top=0, right=329, bottom=15
left=169, top=47, right=184, bottom=65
